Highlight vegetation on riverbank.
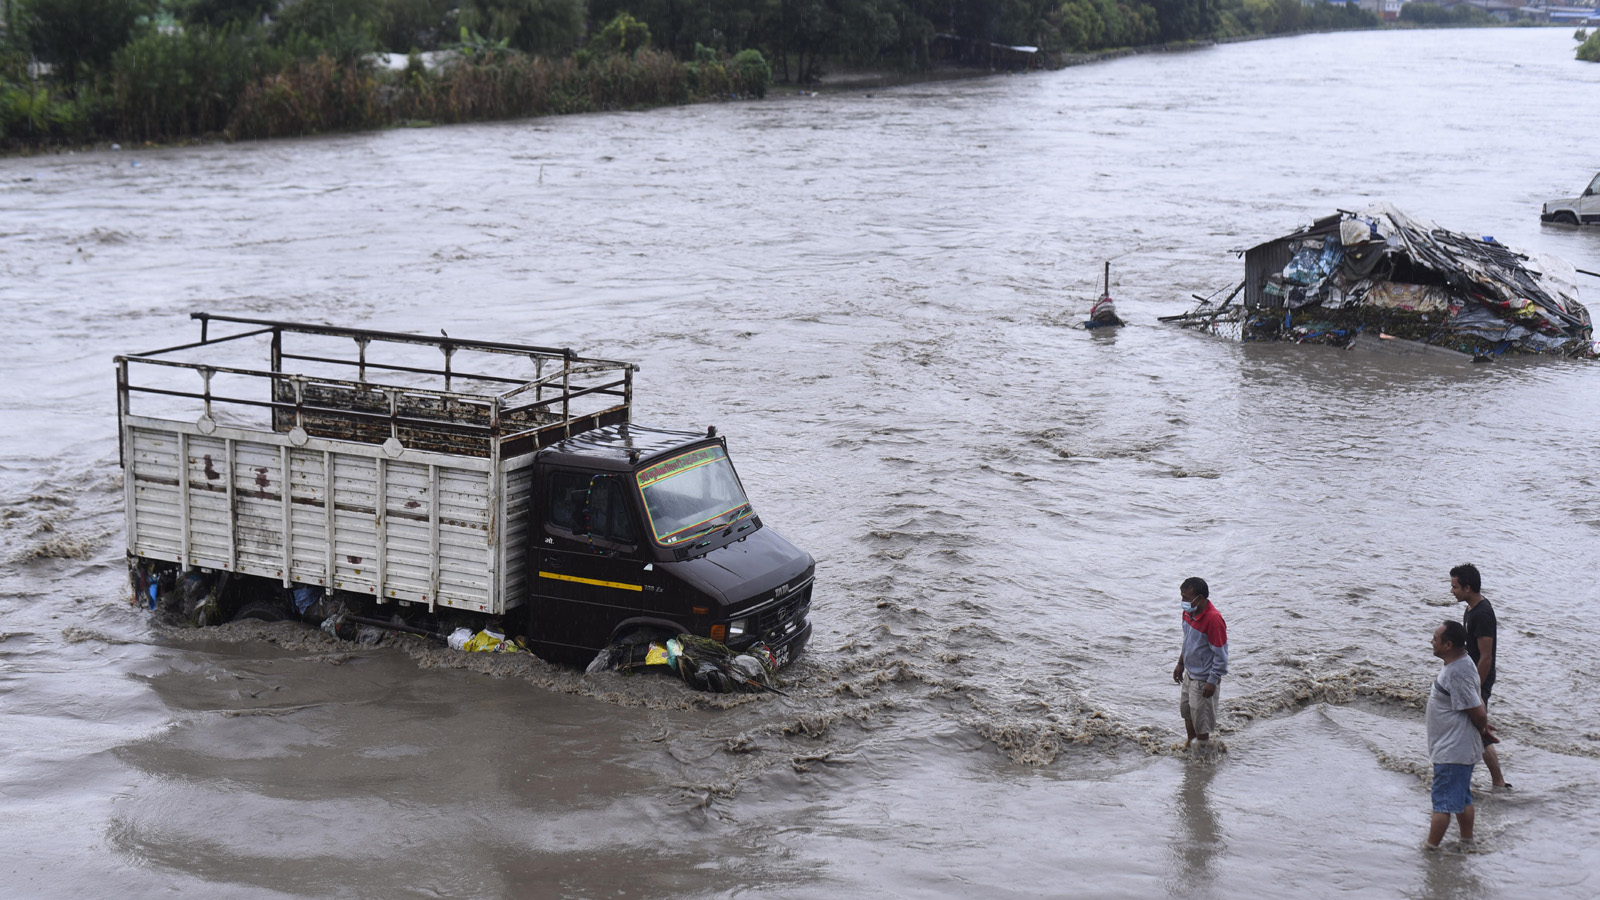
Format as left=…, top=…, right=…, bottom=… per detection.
left=1, top=0, right=1381, bottom=151
left=1578, top=28, right=1600, bottom=62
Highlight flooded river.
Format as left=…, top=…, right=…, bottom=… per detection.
left=3, top=26, right=1599, bottom=899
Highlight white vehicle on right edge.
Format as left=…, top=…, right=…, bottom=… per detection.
left=1541, top=172, right=1600, bottom=225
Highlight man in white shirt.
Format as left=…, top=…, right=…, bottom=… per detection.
left=1424, top=620, right=1496, bottom=850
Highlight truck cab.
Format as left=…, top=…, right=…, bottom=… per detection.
left=532, top=424, right=814, bottom=666
left=1541, top=172, right=1600, bottom=225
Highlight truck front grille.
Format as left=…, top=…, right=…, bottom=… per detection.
left=754, top=582, right=811, bottom=642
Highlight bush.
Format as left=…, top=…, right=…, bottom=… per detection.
left=227, top=54, right=384, bottom=138
left=457, top=0, right=585, bottom=55
left=1398, top=2, right=1490, bottom=25
left=1579, top=30, right=1600, bottom=63
left=375, top=0, right=458, bottom=51
left=272, top=0, right=383, bottom=63
left=731, top=48, right=769, bottom=98
left=111, top=26, right=279, bottom=140
left=0, top=81, right=93, bottom=141
left=595, top=12, right=651, bottom=56
left=23, top=0, right=155, bottom=86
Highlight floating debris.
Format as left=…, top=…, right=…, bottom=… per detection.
left=1086, top=261, right=1124, bottom=329
left=588, top=633, right=784, bottom=694
left=1167, top=204, right=1597, bottom=358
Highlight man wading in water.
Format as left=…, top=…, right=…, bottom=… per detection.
left=1172, top=577, right=1228, bottom=752
left=1424, top=620, right=1497, bottom=850
left=1451, top=563, right=1510, bottom=790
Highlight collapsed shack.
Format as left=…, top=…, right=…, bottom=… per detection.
left=1166, top=205, right=1597, bottom=358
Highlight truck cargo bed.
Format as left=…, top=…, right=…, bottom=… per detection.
left=117, top=314, right=634, bottom=615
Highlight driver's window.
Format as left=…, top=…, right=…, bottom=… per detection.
left=548, top=471, right=636, bottom=547
left=1588, top=173, right=1600, bottom=196
left=548, top=471, right=589, bottom=533
left=589, top=477, right=637, bottom=545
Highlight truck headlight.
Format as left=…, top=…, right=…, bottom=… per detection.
left=728, top=618, right=748, bottom=639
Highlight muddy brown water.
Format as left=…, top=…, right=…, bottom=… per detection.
left=3, top=27, right=1600, bottom=899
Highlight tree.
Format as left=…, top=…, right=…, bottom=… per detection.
left=22, top=0, right=153, bottom=86
left=178, top=0, right=278, bottom=29
left=595, top=11, right=651, bottom=55
left=373, top=0, right=457, bottom=52
left=457, top=0, right=584, bottom=55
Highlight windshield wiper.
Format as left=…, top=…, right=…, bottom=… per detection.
left=680, top=505, right=753, bottom=543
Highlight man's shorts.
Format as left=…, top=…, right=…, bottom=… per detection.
left=1179, top=672, right=1219, bottom=735
left=1431, top=763, right=1475, bottom=814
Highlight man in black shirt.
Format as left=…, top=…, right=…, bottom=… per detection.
left=1451, top=563, right=1509, bottom=790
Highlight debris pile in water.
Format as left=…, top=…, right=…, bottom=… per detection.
left=1169, top=204, right=1597, bottom=358
left=588, top=633, right=783, bottom=694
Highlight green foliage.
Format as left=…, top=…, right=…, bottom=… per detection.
left=457, top=25, right=512, bottom=57
left=227, top=53, right=384, bottom=138
left=0, top=0, right=1387, bottom=149
left=271, top=0, right=381, bottom=63
left=110, top=24, right=281, bottom=139
left=1398, top=2, right=1490, bottom=25
left=1216, top=0, right=1373, bottom=36
left=21, top=0, right=154, bottom=85
left=1, top=80, right=91, bottom=139
left=393, top=46, right=701, bottom=122
left=374, top=0, right=457, bottom=51
left=177, top=0, right=277, bottom=29
left=458, top=0, right=584, bottom=55
left=731, top=48, right=770, bottom=97
left=596, top=12, right=651, bottom=56
left=1579, top=29, right=1600, bottom=63
left=683, top=46, right=769, bottom=97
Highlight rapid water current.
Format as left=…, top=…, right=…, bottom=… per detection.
left=2, top=26, right=1599, bottom=899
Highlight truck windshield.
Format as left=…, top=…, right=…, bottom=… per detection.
left=636, top=445, right=754, bottom=545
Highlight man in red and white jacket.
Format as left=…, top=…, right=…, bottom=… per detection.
left=1171, top=576, right=1229, bottom=751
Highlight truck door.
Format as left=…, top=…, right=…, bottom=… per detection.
left=530, top=469, right=655, bottom=660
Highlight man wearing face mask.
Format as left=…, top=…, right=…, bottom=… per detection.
left=1172, top=577, right=1228, bottom=751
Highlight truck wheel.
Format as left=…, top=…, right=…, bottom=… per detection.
left=1554, top=211, right=1579, bottom=225
left=232, top=600, right=287, bottom=623
left=613, top=625, right=673, bottom=647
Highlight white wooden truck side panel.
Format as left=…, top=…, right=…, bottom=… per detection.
left=124, top=416, right=528, bottom=614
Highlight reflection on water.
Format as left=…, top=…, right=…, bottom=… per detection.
left=1418, top=846, right=1489, bottom=900
left=1168, top=758, right=1224, bottom=899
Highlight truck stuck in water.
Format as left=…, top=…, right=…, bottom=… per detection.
left=118, top=314, right=814, bottom=669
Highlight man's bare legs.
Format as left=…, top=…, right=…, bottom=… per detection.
left=1483, top=744, right=1507, bottom=788
left=1426, top=805, right=1474, bottom=849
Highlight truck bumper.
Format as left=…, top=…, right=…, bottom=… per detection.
left=768, top=619, right=812, bottom=669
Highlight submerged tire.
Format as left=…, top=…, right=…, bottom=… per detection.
left=232, top=600, right=287, bottom=623
left=1554, top=211, right=1579, bottom=225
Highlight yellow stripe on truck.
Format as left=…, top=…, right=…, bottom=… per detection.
left=538, top=571, right=643, bottom=592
